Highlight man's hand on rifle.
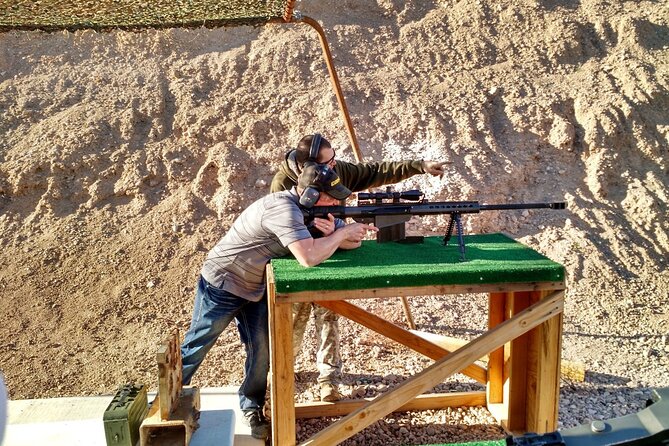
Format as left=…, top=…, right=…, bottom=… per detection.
left=421, top=160, right=449, bottom=177
left=341, top=222, right=378, bottom=244
left=312, top=213, right=336, bottom=236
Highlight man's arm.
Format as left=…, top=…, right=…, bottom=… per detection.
left=308, top=214, right=362, bottom=250
left=336, top=159, right=446, bottom=192
left=338, top=239, right=363, bottom=250
left=288, top=223, right=377, bottom=267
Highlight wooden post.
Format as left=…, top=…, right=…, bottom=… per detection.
left=503, top=291, right=530, bottom=432
left=267, top=265, right=297, bottom=446
left=140, top=330, right=200, bottom=446
left=157, top=329, right=183, bottom=420
left=525, top=290, right=563, bottom=433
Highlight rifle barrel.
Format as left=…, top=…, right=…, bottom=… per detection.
left=479, top=202, right=566, bottom=211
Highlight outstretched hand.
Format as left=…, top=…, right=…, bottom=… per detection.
left=421, top=160, right=450, bottom=177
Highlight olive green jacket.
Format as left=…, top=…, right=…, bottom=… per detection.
left=270, top=152, right=425, bottom=193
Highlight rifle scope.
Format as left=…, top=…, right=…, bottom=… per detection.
left=357, top=189, right=424, bottom=202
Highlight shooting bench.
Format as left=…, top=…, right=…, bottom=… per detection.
left=267, top=233, right=566, bottom=445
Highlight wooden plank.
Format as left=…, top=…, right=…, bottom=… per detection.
left=487, top=292, right=505, bottom=405
left=409, top=330, right=481, bottom=358
left=503, top=291, right=530, bottom=432
left=295, top=392, right=486, bottom=418
left=318, top=300, right=487, bottom=384
left=267, top=264, right=296, bottom=446
left=276, top=282, right=566, bottom=303
left=525, top=290, right=563, bottom=433
left=299, top=291, right=564, bottom=446
left=156, top=329, right=182, bottom=421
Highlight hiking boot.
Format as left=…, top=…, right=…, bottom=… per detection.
left=319, top=382, right=343, bottom=402
left=242, top=410, right=270, bottom=440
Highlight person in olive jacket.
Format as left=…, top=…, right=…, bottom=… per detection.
left=270, top=133, right=448, bottom=402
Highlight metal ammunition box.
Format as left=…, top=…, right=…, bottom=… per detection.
left=104, top=383, right=149, bottom=446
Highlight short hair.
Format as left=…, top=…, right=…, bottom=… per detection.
left=295, top=134, right=331, bottom=167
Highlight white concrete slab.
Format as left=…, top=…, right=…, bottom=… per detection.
left=5, top=387, right=263, bottom=446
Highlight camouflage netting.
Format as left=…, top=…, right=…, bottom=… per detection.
left=0, top=0, right=295, bottom=32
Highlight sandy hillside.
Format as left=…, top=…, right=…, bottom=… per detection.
left=0, top=0, right=668, bottom=444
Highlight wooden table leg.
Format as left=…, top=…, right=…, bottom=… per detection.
left=504, top=291, right=530, bottom=432
left=487, top=290, right=563, bottom=434
left=526, top=290, right=563, bottom=433
left=268, top=271, right=296, bottom=446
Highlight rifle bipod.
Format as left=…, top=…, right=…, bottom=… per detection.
left=443, top=212, right=467, bottom=261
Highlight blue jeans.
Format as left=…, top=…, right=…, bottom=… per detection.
left=180, top=275, right=269, bottom=412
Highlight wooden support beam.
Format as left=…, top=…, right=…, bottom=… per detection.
left=276, top=281, right=565, bottom=303
left=300, top=291, right=564, bottom=446
left=295, top=392, right=486, bottom=419
left=318, top=300, right=487, bottom=384
left=409, top=330, right=481, bottom=358
left=411, top=327, right=582, bottom=382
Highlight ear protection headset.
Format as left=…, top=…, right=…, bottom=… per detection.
left=299, top=162, right=330, bottom=209
left=308, top=133, right=323, bottom=163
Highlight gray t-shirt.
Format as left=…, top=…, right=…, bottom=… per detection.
left=201, top=189, right=312, bottom=302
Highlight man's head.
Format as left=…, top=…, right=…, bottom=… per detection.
left=295, top=134, right=336, bottom=169
left=297, top=163, right=351, bottom=208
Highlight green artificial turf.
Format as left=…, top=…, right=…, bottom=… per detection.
left=271, top=233, right=564, bottom=294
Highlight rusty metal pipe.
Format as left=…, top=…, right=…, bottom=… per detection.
left=290, top=14, right=363, bottom=162
left=280, top=9, right=416, bottom=338
left=283, top=0, right=296, bottom=23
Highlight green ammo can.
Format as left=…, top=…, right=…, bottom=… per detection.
left=103, top=383, right=149, bottom=446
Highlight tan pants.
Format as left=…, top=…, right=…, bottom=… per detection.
left=292, top=302, right=341, bottom=384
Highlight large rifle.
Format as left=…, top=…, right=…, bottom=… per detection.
left=302, top=188, right=566, bottom=261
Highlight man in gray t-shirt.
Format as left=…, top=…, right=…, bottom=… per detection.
left=180, top=163, right=377, bottom=441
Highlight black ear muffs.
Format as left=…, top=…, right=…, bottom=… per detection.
left=299, top=187, right=320, bottom=208
left=299, top=163, right=329, bottom=209
left=308, top=133, right=322, bottom=163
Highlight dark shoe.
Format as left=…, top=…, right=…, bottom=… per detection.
left=242, top=410, right=270, bottom=440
